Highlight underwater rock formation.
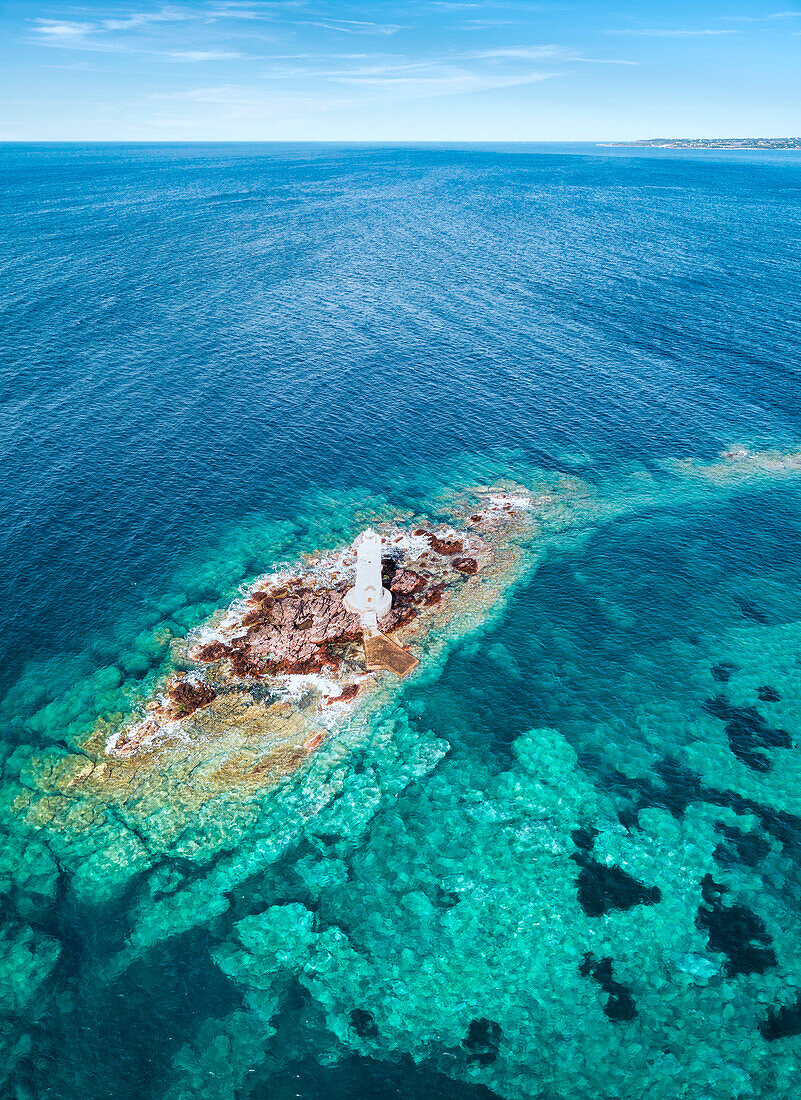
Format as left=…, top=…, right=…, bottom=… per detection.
left=571, top=829, right=662, bottom=917
left=578, top=954, right=637, bottom=1022
left=712, top=662, right=738, bottom=684
left=703, top=696, right=792, bottom=772
left=758, top=685, right=781, bottom=703
left=463, top=1018, right=503, bottom=1065
left=696, top=873, right=776, bottom=977
left=760, top=995, right=801, bottom=1041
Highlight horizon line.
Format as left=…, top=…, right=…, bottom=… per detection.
left=2, top=136, right=800, bottom=145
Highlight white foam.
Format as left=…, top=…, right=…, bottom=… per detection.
left=277, top=673, right=342, bottom=699
left=486, top=492, right=533, bottom=511
left=385, top=530, right=433, bottom=557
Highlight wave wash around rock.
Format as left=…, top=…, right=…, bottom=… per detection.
left=2, top=446, right=801, bottom=1098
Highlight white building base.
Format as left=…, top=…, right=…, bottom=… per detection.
left=344, top=529, right=393, bottom=622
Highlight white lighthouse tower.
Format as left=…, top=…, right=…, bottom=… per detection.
left=344, top=529, right=392, bottom=624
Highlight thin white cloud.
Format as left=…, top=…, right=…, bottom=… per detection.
left=470, top=45, right=570, bottom=60
left=204, top=1, right=304, bottom=17
left=28, top=3, right=277, bottom=57
left=302, top=19, right=403, bottom=36
left=101, top=9, right=189, bottom=32
left=318, top=55, right=557, bottom=98
left=725, top=9, right=801, bottom=19
left=165, top=49, right=243, bottom=59
left=151, top=84, right=247, bottom=101
left=31, top=6, right=197, bottom=46
left=142, top=81, right=358, bottom=137
left=469, top=45, right=637, bottom=65
left=617, top=28, right=736, bottom=37
left=333, top=70, right=553, bottom=91
left=205, top=1, right=273, bottom=14
left=32, top=19, right=96, bottom=41
left=29, top=2, right=291, bottom=47
left=270, top=51, right=372, bottom=59
left=577, top=57, right=638, bottom=65
left=463, top=20, right=520, bottom=29
left=235, top=45, right=563, bottom=102
left=251, top=41, right=635, bottom=87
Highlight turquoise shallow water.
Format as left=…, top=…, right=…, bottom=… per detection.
left=1, top=143, right=801, bottom=1098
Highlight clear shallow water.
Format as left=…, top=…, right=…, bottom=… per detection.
left=1, top=143, right=801, bottom=1098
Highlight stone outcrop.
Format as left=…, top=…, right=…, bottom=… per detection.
left=164, top=677, right=216, bottom=718
left=213, top=584, right=363, bottom=678
left=107, top=491, right=538, bottom=764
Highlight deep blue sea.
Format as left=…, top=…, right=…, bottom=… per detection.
left=1, top=142, right=801, bottom=1099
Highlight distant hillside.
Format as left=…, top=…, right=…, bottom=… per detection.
left=602, top=137, right=801, bottom=149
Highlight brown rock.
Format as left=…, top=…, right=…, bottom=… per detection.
left=165, top=678, right=216, bottom=718
left=453, top=557, right=479, bottom=575
left=380, top=605, right=416, bottom=632
left=390, top=568, right=426, bottom=598
left=202, top=583, right=366, bottom=679
left=324, top=682, right=360, bottom=705
left=428, top=533, right=464, bottom=555
left=194, top=640, right=228, bottom=662
left=423, top=582, right=446, bottom=607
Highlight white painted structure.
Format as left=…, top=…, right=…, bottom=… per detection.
left=344, top=529, right=392, bottom=623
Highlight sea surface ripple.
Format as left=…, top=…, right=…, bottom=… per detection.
left=1, top=143, right=801, bottom=1099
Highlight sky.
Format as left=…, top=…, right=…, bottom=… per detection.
left=1, top=0, right=800, bottom=141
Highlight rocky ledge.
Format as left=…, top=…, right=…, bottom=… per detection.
left=107, top=490, right=537, bottom=765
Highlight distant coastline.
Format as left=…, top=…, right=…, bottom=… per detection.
left=601, top=137, right=801, bottom=150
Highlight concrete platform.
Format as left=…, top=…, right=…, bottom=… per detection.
left=363, top=631, right=419, bottom=678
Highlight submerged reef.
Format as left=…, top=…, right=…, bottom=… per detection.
left=578, top=953, right=637, bottom=1021
left=3, top=445, right=801, bottom=1098
left=571, top=826, right=663, bottom=916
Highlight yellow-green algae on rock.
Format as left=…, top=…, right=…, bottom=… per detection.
left=3, top=446, right=801, bottom=1096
